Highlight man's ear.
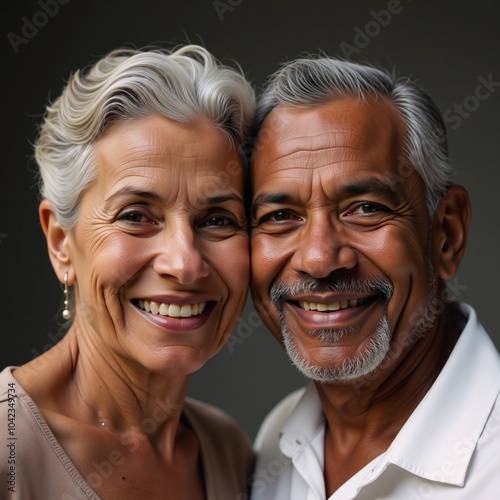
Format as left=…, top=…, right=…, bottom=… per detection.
left=39, top=199, right=74, bottom=283
left=433, top=185, right=471, bottom=280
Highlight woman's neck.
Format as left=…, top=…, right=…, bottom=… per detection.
left=15, top=325, right=191, bottom=456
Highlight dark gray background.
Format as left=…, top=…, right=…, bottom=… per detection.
left=1, top=0, right=498, bottom=440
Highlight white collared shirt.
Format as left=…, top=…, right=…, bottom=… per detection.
left=251, top=304, right=500, bottom=499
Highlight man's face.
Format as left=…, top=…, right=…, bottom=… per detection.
left=250, top=98, right=440, bottom=383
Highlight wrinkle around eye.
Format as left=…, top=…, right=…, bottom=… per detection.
left=348, top=202, right=389, bottom=215
left=259, top=209, right=303, bottom=223
left=252, top=209, right=303, bottom=236
left=113, top=208, right=160, bottom=235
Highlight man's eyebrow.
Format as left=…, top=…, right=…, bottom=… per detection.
left=251, top=179, right=402, bottom=218
left=251, top=192, right=292, bottom=216
left=341, top=179, right=403, bottom=205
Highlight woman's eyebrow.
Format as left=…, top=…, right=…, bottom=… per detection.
left=104, top=187, right=162, bottom=204
left=205, top=193, right=244, bottom=205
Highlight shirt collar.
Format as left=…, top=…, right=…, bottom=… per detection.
left=279, top=382, right=326, bottom=499
left=386, top=303, right=500, bottom=486
left=279, top=381, right=324, bottom=459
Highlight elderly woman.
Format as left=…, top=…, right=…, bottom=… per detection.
left=0, top=45, right=255, bottom=499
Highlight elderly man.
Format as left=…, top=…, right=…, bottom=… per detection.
left=249, top=57, right=500, bottom=499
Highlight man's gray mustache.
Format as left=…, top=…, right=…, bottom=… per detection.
left=269, top=275, right=394, bottom=306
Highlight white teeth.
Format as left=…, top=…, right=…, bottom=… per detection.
left=180, top=305, right=192, bottom=317
left=299, top=298, right=364, bottom=311
left=150, top=301, right=159, bottom=315
left=168, top=304, right=181, bottom=317
left=138, top=300, right=207, bottom=318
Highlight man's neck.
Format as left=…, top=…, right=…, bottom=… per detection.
left=316, top=305, right=463, bottom=496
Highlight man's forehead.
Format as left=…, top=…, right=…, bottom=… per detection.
left=254, top=97, right=405, bottom=157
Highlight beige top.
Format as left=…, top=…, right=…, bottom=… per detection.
left=0, top=367, right=253, bottom=499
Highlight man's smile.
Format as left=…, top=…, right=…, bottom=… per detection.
left=296, top=296, right=367, bottom=311
left=283, top=293, right=383, bottom=331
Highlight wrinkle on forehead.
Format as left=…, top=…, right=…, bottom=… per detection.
left=90, top=115, right=243, bottom=207
left=256, top=97, right=404, bottom=157
left=253, top=98, right=406, bottom=186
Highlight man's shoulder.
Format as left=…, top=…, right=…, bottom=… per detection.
left=254, top=386, right=306, bottom=452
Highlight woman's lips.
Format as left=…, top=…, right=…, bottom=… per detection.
left=133, top=299, right=216, bottom=332
left=137, top=299, right=207, bottom=318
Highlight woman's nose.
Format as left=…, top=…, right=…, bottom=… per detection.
left=152, top=228, right=210, bottom=285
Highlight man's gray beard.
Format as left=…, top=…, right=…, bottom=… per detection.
left=281, top=311, right=392, bottom=383
left=271, top=262, right=438, bottom=384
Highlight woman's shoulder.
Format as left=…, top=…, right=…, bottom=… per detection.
left=0, top=367, right=22, bottom=410
left=0, top=366, right=93, bottom=499
left=184, top=398, right=254, bottom=498
left=184, top=397, right=252, bottom=446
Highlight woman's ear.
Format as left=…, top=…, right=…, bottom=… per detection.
left=39, top=199, right=74, bottom=283
left=433, top=185, right=471, bottom=281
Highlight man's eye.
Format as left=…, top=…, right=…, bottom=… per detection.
left=263, top=210, right=295, bottom=222
left=351, top=203, right=386, bottom=214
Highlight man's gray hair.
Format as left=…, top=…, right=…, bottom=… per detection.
left=254, top=56, right=453, bottom=212
left=35, top=45, right=255, bottom=229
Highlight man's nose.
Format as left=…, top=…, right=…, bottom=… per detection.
left=290, top=216, right=357, bottom=279
left=152, top=227, right=210, bottom=285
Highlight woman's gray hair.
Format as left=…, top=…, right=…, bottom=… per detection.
left=35, top=45, right=256, bottom=228
left=254, top=56, right=453, bottom=212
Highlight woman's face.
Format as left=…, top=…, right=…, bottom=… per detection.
left=64, top=115, right=249, bottom=376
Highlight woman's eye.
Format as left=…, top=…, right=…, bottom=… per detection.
left=116, top=210, right=153, bottom=225
left=124, top=212, right=144, bottom=222
left=201, top=215, right=236, bottom=227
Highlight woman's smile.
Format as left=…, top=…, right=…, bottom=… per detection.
left=136, top=299, right=208, bottom=318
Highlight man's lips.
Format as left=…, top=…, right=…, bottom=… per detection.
left=297, top=297, right=367, bottom=312
left=284, top=294, right=381, bottom=327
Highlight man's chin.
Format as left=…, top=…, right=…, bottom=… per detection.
left=281, top=315, right=391, bottom=384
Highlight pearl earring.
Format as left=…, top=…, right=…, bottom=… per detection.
left=62, top=272, right=72, bottom=320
